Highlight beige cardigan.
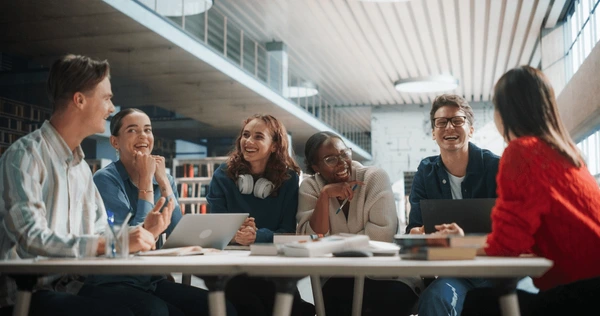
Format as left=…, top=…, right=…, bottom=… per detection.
left=296, top=161, right=423, bottom=294
left=297, top=161, right=397, bottom=240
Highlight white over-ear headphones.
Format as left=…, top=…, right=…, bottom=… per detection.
left=237, top=174, right=274, bottom=199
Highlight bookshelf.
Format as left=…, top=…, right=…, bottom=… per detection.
left=171, top=157, right=228, bottom=214
left=0, top=98, right=51, bottom=156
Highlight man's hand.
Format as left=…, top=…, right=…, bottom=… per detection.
left=143, top=197, right=175, bottom=238
left=433, top=223, right=464, bottom=236
left=234, top=226, right=256, bottom=245
left=409, top=225, right=425, bottom=235
left=128, top=226, right=157, bottom=252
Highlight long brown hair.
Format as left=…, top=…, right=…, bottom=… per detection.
left=226, top=114, right=300, bottom=196
left=493, top=65, right=582, bottom=167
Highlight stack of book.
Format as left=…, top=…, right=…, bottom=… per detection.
left=250, top=234, right=323, bottom=256
left=393, top=234, right=487, bottom=260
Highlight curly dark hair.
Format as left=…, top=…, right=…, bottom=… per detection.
left=226, top=114, right=300, bottom=197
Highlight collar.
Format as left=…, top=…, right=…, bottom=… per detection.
left=434, top=142, right=485, bottom=175
left=115, top=159, right=159, bottom=186
left=41, top=121, right=85, bottom=166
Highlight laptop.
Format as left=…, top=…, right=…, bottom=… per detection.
left=420, top=198, right=495, bottom=234
left=162, top=213, right=249, bottom=250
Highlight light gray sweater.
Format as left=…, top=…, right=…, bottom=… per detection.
left=297, top=161, right=398, bottom=241
left=296, top=161, right=423, bottom=295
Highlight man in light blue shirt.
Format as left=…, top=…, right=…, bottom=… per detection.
left=0, top=54, right=163, bottom=315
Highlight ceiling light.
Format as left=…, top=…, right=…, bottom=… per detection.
left=138, top=0, right=213, bottom=17
left=394, top=75, right=459, bottom=93
left=286, top=81, right=319, bottom=98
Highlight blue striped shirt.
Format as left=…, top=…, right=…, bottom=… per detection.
left=0, top=121, right=106, bottom=307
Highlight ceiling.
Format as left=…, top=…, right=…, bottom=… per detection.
left=215, top=0, right=570, bottom=123
left=0, top=0, right=571, bottom=159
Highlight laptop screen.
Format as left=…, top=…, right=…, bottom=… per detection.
left=420, top=198, right=495, bottom=234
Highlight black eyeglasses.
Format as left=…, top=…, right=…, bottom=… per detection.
left=321, top=148, right=352, bottom=168
left=433, top=116, right=468, bottom=128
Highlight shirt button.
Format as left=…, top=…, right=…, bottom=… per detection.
left=442, top=179, right=447, bottom=184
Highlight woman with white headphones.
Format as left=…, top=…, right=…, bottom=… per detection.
left=207, top=114, right=314, bottom=316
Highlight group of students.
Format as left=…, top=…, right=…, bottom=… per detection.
left=0, top=53, right=599, bottom=316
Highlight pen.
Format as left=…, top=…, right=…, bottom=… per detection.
left=336, top=184, right=358, bottom=214
left=117, top=212, right=133, bottom=239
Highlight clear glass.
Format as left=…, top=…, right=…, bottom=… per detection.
left=105, top=223, right=129, bottom=259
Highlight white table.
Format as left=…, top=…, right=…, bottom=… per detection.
left=0, top=251, right=552, bottom=316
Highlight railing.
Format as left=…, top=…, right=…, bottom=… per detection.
left=134, top=0, right=371, bottom=153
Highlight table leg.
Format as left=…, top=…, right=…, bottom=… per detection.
left=495, top=278, right=521, bottom=316
left=182, top=274, right=192, bottom=286
left=310, top=275, right=326, bottom=316
left=203, top=276, right=231, bottom=316
left=12, top=275, right=39, bottom=316
left=272, top=277, right=300, bottom=316
left=351, top=276, right=365, bottom=316
left=499, top=292, right=520, bottom=316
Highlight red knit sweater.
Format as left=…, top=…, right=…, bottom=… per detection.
left=485, top=136, right=600, bottom=291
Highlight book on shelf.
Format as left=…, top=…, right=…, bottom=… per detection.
left=399, top=246, right=477, bottom=260
left=282, top=234, right=370, bottom=257
left=137, top=246, right=205, bottom=256
left=393, top=234, right=487, bottom=249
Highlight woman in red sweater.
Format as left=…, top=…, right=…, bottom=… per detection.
left=453, top=65, right=600, bottom=315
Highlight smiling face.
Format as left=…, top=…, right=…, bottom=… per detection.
left=239, top=118, right=276, bottom=174
left=110, top=111, right=153, bottom=161
left=80, top=76, right=114, bottom=135
left=432, top=105, right=474, bottom=154
left=312, top=137, right=352, bottom=184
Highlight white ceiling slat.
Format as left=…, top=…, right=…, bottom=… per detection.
left=519, top=0, right=552, bottom=66
left=439, top=0, right=464, bottom=99
left=393, top=3, right=429, bottom=77
left=410, top=0, right=441, bottom=75
left=379, top=3, right=420, bottom=79
left=424, top=0, right=451, bottom=76
left=490, top=0, right=520, bottom=95
left=472, top=0, right=487, bottom=102
left=545, top=0, right=568, bottom=28
left=505, top=0, right=536, bottom=71
left=458, top=0, right=472, bottom=100
left=346, top=1, right=405, bottom=104
left=323, top=0, right=404, bottom=104
left=361, top=3, right=411, bottom=104
left=481, top=0, right=505, bottom=101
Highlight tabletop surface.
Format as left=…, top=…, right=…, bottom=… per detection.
left=0, top=251, right=553, bottom=278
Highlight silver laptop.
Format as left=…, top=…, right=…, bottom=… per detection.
left=162, top=213, right=249, bottom=250
left=420, top=198, right=495, bottom=234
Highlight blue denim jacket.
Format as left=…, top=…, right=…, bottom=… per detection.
left=406, top=142, right=500, bottom=233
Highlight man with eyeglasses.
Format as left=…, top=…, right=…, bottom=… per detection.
left=406, top=94, right=500, bottom=316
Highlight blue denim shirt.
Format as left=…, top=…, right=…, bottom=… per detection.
left=406, top=142, right=499, bottom=233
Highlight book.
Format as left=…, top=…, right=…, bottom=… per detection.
left=273, top=234, right=322, bottom=244
left=250, top=243, right=283, bottom=256
left=399, top=246, right=477, bottom=260
left=282, top=234, right=370, bottom=257
left=365, top=240, right=400, bottom=256
left=137, top=246, right=205, bottom=256
left=393, top=234, right=487, bottom=249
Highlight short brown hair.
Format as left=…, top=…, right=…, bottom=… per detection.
left=429, top=94, right=474, bottom=129
left=47, top=54, right=110, bottom=113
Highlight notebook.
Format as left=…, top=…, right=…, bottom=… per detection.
left=420, top=198, right=495, bottom=234
left=162, top=213, right=249, bottom=250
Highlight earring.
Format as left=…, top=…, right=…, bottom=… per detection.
left=115, top=149, right=120, bottom=159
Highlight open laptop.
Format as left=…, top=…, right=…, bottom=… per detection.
left=162, top=213, right=249, bottom=250
left=420, top=198, right=495, bottom=234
